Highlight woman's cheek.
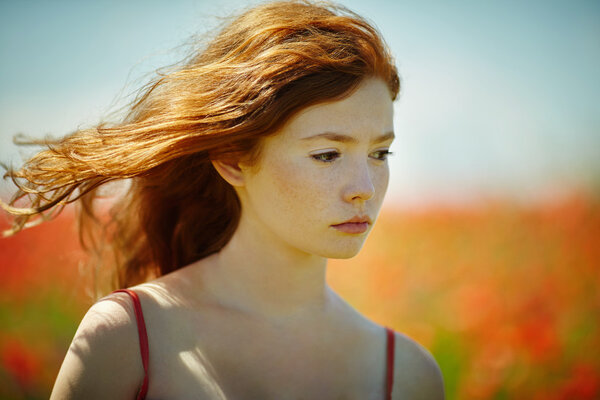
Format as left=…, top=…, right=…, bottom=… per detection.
left=366, top=170, right=388, bottom=227
left=375, top=165, right=390, bottom=198
left=266, top=159, right=312, bottom=208
left=269, top=157, right=327, bottom=197
left=268, top=161, right=337, bottom=226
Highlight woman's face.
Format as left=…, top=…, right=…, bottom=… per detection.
left=238, top=77, right=395, bottom=259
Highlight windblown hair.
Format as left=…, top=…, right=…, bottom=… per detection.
left=1, top=0, right=399, bottom=292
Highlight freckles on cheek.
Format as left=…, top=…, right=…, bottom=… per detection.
left=268, top=159, right=311, bottom=202
left=373, top=169, right=388, bottom=191
left=265, top=158, right=330, bottom=218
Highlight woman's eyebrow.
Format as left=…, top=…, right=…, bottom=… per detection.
left=300, top=131, right=395, bottom=143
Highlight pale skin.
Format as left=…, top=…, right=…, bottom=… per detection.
left=50, top=78, right=445, bottom=399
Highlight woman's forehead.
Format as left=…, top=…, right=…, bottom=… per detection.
left=279, top=78, right=394, bottom=141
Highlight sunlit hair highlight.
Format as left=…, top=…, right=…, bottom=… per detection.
left=1, top=0, right=400, bottom=293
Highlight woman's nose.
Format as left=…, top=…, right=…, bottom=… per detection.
left=343, top=162, right=375, bottom=203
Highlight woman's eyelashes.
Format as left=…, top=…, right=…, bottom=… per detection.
left=311, top=151, right=341, bottom=162
left=370, top=149, right=393, bottom=161
left=310, top=149, right=393, bottom=163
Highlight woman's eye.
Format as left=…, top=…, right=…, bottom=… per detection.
left=370, top=150, right=393, bottom=161
left=311, top=151, right=340, bottom=163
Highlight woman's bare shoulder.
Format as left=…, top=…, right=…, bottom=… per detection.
left=50, top=291, right=145, bottom=400
left=392, top=331, right=445, bottom=400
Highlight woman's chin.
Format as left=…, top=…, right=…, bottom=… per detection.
left=318, top=240, right=367, bottom=259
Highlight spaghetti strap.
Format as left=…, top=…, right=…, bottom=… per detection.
left=385, top=327, right=395, bottom=400
left=113, top=289, right=149, bottom=400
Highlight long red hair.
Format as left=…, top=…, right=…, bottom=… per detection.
left=1, top=0, right=399, bottom=293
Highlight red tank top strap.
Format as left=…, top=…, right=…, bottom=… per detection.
left=113, top=289, right=149, bottom=400
left=385, top=327, right=395, bottom=400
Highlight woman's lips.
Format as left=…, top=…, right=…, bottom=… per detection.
left=331, top=222, right=369, bottom=234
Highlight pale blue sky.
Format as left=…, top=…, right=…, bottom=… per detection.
left=1, top=0, right=599, bottom=208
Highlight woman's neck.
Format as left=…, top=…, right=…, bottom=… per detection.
left=197, top=213, right=334, bottom=322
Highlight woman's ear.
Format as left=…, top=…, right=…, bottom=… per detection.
left=211, top=159, right=245, bottom=187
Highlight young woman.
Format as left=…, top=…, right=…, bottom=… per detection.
left=2, top=1, right=444, bottom=398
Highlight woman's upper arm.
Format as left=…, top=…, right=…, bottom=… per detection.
left=50, top=293, right=145, bottom=400
left=392, top=332, right=445, bottom=400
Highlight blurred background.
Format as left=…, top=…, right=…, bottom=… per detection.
left=1, top=0, right=599, bottom=399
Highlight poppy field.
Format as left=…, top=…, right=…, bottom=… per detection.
left=1, top=192, right=599, bottom=399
